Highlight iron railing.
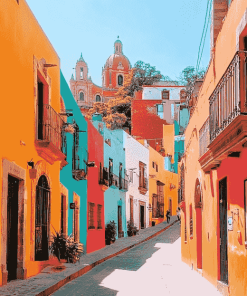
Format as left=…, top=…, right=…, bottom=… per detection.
left=38, top=104, right=66, bottom=153
left=72, top=145, right=88, bottom=180
left=199, top=117, right=210, bottom=158
left=99, top=165, right=109, bottom=187
left=209, top=51, right=247, bottom=143
left=109, top=173, right=119, bottom=188
left=119, top=177, right=128, bottom=191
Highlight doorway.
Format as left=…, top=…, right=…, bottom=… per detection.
left=35, top=175, right=50, bottom=261
left=118, top=206, right=123, bottom=238
left=140, top=205, right=145, bottom=229
left=219, top=177, right=228, bottom=284
left=196, top=208, right=202, bottom=269
left=7, top=175, right=19, bottom=281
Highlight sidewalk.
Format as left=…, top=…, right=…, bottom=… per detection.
left=0, top=216, right=178, bottom=296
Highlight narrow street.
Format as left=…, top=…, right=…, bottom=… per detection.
left=52, top=223, right=220, bottom=296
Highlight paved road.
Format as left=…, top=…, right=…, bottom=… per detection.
left=51, top=223, right=220, bottom=296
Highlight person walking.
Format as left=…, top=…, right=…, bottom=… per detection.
left=176, top=207, right=181, bottom=221
left=166, top=210, right=170, bottom=223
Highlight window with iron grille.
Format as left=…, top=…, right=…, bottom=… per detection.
left=97, top=205, right=102, bottom=229
left=184, top=209, right=187, bottom=242
left=88, top=202, right=95, bottom=229
left=129, top=171, right=133, bottom=183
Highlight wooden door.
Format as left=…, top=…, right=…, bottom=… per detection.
left=169, top=199, right=172, bottom=214
left=7, top=175, right=19, bottom=281
left=196, top=208, right=202, bottom=269
left=35, top=176, right=50, bottom=261
left=219, top=178, right=228, bottom=283
left=140, top=205, right=145, bottom=229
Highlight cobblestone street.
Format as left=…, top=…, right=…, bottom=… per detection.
left=52, top=223, right=221, bottom=296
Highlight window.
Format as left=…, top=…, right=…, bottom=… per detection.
left=162, top=90, right=169, bottom=100
left=157, top=104, right=163, bottom=119
left=184, top=209, right=187, bottom=242
left=156, top=164, right=158, bottom=172
left=109, top=72, right=112, bottom=84
left=118, top=75, right=123, bottom=86
left=79, top=92, right=84, bottom=101
left=152, top=161, right=155, bottom=168
left=119, top=163, right=123, bottom=187
left=97, top=205, right=102, bottom=229
left=96, top=95, right=101, bottom=102
left=61, top=194, right=66, bottom=236
left=88, top=202, right=95, bottom=229
left=80, top=68, right=83, bottom=79
left=139, top=161, right=147, bottom=191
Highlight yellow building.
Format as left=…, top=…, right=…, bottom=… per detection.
left=0, top=0, right=67, bottom=285
left=149, top=146, right=178, bottom=226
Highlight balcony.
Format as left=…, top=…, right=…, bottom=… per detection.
left=138, top=177, right=148, bottom=195
left=35, top=104, right=67, bottom=164
left=99, top=165, right=109, bottom=191
left=119, top=176, right=128, bottom=192
left=109, top=173, right=119, bottom=189
left=72, top=145, right=88, bottom=181
left=199, top=51, right=247, bottom=172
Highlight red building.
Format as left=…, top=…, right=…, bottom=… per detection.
left=86, top=119, right=105, bottom=253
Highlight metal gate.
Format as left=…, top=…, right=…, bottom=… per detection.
left=35, top=175, right=50, bottom=261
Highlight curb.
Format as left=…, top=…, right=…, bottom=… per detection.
left=38, top=220, right=179, bottom=296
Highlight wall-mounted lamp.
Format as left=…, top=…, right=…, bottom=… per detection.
left=27, top=159, right=37, bottom=179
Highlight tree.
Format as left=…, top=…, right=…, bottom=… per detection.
left=86, top=61, right=170, bottom=130
left=178, top=66, right=205, bottom=92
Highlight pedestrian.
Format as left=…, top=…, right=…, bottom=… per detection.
left=166, top=210, right=170, bottom=223
left=176, top=207, right=181, bottom=221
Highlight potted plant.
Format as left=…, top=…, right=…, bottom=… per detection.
left=105, top=221, right=117, bottom=245
left=65, top=234, right=84, bottom=263
left=127, top=220, right=139, bottom=237
left=49, top=230, right=67, bottom=262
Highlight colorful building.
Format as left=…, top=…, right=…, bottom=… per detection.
left=123, top=134, right=149, bottom=230
left=180, top=0, right=247, bottom=295
left=70, top=38, right=131, bottom=113
left=86, top=119, right=105, bottom=253
left=0, top=0, right=67, bottom=284
left=92, top=115, right=128, bottom=239
left=60, top=71, right=88, bottom=250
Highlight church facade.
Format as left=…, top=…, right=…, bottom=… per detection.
left=70, top=38, right=131, bottom=113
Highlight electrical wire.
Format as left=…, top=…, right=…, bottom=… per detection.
left=196, top=0, right=213, bottom=73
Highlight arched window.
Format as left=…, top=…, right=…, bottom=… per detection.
left=35, top=175, right=50, bottom=261
left=79, top=92, right=84, bottom=101
left=96, top=95, right=101, bottom=102
left=118, top=75, right=123, bottom=86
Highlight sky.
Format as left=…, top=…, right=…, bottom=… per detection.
left=26, top=0, right=211, bottom=87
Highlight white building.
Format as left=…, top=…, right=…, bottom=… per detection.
left=123, top=132, right=149, bottom=230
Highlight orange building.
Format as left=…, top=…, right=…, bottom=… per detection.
left=180, top=0, right=247, bottom=295
left=0, top=0, right=68, bottom=285
left=70, top=38, right=131, bottom=114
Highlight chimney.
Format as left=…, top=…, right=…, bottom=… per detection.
left=211, top=0, right=228, bottom=51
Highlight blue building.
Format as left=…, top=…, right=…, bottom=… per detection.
left=60, top=71, right=88, bottom=250
left=92, top=114, right=128, bottom=239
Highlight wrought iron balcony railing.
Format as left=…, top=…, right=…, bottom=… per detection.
left=209, top=51, right=247, bottom=143
left=109, top=173, right=119, bottom=188
left=119, top=177, right=128, bottom=191
left=37, top=104, right=66, bottom=152
left=72, top=145, right=88, bottom=180
left=199, top=117, right=210, bottom=158
left=99, top=165, right=109, bottom=187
